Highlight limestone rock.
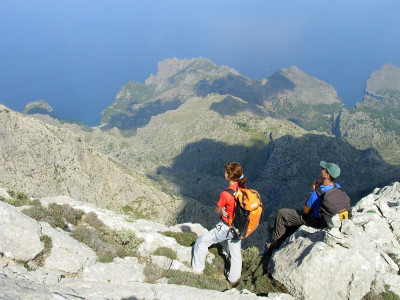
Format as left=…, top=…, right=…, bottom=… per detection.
left=267, top=181, right=400, bottom=300
left=0, top=267, right=283, bottom=300
left=82, top=256, right=145, bottom=283
left=0, top=201, right=43, bottom=261
left=150, top=255, right=173, bottom=270
left=40, top=222, right=97, bottom=274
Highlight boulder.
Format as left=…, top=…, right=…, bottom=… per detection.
left=150, top=255, right=173, bottom=270
left=137, top=232, right=179, bottom=256
left=0, top=201, right=43, bottom=261
left=268, top=225, right=377, bottom=299
left=82, top=256, right=145, bottom=283
left=267, top=181, right=400, bottom=300
left=40, top=222, right=97, bottom=274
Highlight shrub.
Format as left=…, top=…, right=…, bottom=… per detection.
left=30, top=199, right=42, bottom=206
left=70, top=226, right=117, bottom=263
left=363, top=285, right=400, bottom=300
left=122, top=205, right=135, bottom=214
left=115, top=228, right=143, bottom=256
left=97, top=243, right=123, bottom=263
left=203, top=245, right=227, bottom=278
left=383, top=285, right=400, bottom=300
left=22, top=202, right=84, bottom=231
left=153, top=247, right=177, bottom=260
left=42, top=214, right=67, bottom=230
left=235, top=247, right=287, bottom=295
left=70, top=225, right=143, bottom=262
left=47, top=203, right=84, bottom=226
left=163, top=269, right=230, bottom=291
left=144, top=263, right=164, bottom=283
left=83, top=212, right=105, bottom=231
left=163, top=231, right=197, bottom=247
left=32, top=235, right=53, bottom=268
left=2, top=190, right=30, bottom=207
left=22, top=205, right=47, bottom=221
left=70, top=225, right=94, bottom=244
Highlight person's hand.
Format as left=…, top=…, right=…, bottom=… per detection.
left=312, top=179, right=322, bottom=190
left=221, top=207, right=228, bottom=218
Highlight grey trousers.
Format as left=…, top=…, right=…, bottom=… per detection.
left=191, top=221, right=242, bottom=282
left=271, top=208, right=322, bottom=242
left=271, top=209, right=305, bottom=241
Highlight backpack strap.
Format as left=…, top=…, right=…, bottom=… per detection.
left=315, top=183, right=339, bottom=197
left=224, top=188, right=236, bottom=197
left=223, top=188, right=238, bottom=237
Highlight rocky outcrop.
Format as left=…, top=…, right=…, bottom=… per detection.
left=0, top=201, right=44, bottom=261
left=40, top=222, right=97, bottom=274
left=2, top=182, right=400, bottom=299
left=365, top=63, right=400, bottom=97
left=271, top=66, right=340, bottom=105
left=268, top=182, right=400, bottom=299
left=0, top=193, right=292, bottom=300
left=22, top=99, right=53, bottom=115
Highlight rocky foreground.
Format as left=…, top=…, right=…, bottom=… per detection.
left=1, top=182, right=400, bottom=299
left=0, top=189, right=289, bottom=300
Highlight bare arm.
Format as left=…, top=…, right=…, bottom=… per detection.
left=303, top=204, right=312, bottom=215
left=216, top=206, right=228, bottom=217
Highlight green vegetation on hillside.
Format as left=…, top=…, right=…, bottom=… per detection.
left=1, top=190, right=31, bottom=206
left=271, top=100, right=342, bottom=133
left=102, top=82, right=156, bottom=123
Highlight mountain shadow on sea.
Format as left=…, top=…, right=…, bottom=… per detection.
left=195, top=72, right=296, bottom=106
left=102, top=99, right=182, bottom=132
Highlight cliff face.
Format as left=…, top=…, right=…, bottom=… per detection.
left=0, top=105, right=188, bottom=224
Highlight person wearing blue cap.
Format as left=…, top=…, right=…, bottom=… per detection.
left=264, top=161, right=342, bottom=253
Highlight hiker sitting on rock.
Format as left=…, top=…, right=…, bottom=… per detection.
left=264, top=161, right=343, bottom=252
left=191, top=162, right=245, bottom=283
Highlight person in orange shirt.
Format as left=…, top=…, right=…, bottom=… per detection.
left=191, top=162, right=246, bottom=283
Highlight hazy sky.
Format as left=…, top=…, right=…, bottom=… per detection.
left=1, top=0, right=399, bottom=125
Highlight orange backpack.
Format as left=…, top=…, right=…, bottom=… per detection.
left=225, top=187, right=263, bottom=240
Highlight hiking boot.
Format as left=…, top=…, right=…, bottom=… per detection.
left=224, top=269, right=239, bottom=285
left=266, top=240, right=281, bottom=251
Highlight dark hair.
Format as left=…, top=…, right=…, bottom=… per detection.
left=322, top=167, right=336, bottom=182
left=225, top=162, right=246, bottom=188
